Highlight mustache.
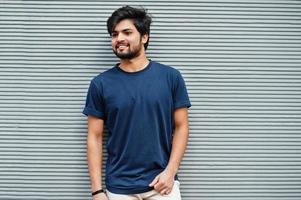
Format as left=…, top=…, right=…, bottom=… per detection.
left=116, top=43, right=129, bottom=48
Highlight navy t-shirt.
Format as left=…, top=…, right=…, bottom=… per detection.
left=83, top=60, right=191, bottom=194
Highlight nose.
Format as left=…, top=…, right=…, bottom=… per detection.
left=116, top=33, right=125, bottom=42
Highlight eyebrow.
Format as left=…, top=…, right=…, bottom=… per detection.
left=112, top=28, right=133, bottom=33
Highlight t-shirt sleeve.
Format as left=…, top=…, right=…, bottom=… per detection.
left=82, top=79, right=105, bottom=119
left=173, top=70, right=192, bottom=109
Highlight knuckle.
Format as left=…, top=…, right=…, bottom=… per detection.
left=161, top=180, right=166, bottom=185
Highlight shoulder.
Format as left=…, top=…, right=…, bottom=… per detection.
left=90, top=66, right=117, bottom=85
left=151, top=61, right=184, bottom=90
left=152, top=61, right=181, bottom=77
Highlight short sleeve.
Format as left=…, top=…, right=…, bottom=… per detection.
left=82, top=79, right=105, bottom=119
left=173, top=70, right=191, bottom=110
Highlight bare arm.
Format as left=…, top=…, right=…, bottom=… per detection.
left=166, top=107, right=189, bottom=175
left=87, top=115, right=108, bottom=200
left=149, top=107, right=189, bottom=195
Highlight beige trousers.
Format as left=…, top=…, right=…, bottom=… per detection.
left=106, top=181, right=181, bottom=200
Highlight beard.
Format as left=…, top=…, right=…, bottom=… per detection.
left=113, top=41, right=143, bottom=60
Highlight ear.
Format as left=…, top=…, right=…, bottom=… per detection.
left=141, top=33, right=148, bottom=45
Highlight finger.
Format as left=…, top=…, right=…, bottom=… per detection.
left=149, top=176, right=159, bottom=187
left=165, top=188, right=171, bottom=195
left=160, top=187, right=170, bottom=196
left=153, top=179, right=166, bottom=190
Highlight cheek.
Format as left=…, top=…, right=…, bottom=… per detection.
left=130, top=38, right=140, bottom=47
left=111, top=42, right=116, bottom=49
left=111, top=38, right=117, bottom=47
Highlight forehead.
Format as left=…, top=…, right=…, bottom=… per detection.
left=113, top=19, right=137, bottom=32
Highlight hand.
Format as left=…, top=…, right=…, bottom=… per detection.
left=149, top=169, right=175, bottom=195
left=92, top=192, right=108, bottom=200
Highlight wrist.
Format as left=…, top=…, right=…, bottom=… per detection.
left=91, top=182, right=102, bottom=193
left=165, top=164, right=178, bottom=176
left=92, top=188, right=105, bottom=196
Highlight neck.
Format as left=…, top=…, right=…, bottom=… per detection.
left=119, top=53, right=149, bottom=73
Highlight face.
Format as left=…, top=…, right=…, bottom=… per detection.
left=111, top=19, right=148, bottom=60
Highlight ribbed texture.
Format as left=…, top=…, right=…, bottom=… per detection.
left=1, top=0, right=301, bottom=199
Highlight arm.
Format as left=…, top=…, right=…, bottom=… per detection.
left=166, top=107, right=189, bottom=175
left=149, top=107, right=189, bottom=195
left=87, top=115, right=108, bottom=200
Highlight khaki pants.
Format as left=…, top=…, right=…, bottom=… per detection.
left=106, top=181, right=181, bottom=200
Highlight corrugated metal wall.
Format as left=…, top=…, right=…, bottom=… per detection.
left=1, top=0, right=301, bottom=199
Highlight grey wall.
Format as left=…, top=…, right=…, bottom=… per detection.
left=1, top=0, right=301, bottom=199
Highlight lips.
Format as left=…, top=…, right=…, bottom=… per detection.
left=116, top=43, right=129, bottom=50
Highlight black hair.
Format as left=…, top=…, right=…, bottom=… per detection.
left=107, top=6, right=152, bottom=50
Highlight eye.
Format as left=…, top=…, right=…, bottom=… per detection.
left=111, top=32, right=118, bottom=38
left=125, top=31, right=132, bottom=35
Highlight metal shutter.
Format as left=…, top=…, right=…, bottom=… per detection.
left=1, top=0, right=301, bottom=199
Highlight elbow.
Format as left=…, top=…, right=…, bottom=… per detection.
left=87, top=130, right=102, bottom=145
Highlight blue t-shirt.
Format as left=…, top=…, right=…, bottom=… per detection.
left=83, top=60, right=191, bottom=194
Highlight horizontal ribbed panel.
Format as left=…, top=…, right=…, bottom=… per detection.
left=1, top=0, right=301, bottom=199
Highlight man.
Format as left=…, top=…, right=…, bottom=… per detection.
left=83, top=5, right=191, bottom=200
